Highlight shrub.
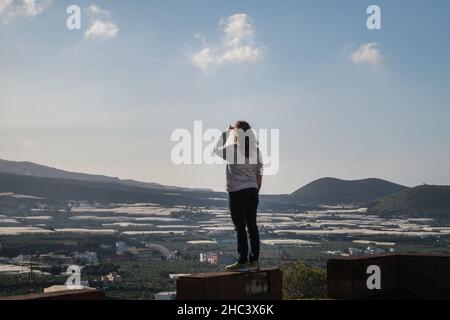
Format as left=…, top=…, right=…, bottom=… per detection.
left=282, top=261, right=327, bottom=299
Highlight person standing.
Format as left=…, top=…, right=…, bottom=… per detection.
left=214, top=121, right=263, bottom=271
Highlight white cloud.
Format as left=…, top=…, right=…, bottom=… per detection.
left=190, top=13, right=265, bottom=70
left=85, top=4, right=118, bottom=40
left=87, top=4, right=111, bottom=18
left=0, top=0, right=52, bottom=23
left=0, top=0, right=12, bottom=15
left=22, top=0, right=50, bottom=16
left=350, top=43, right=383, bottom=66
left=86, top=20, right=118, bottom=39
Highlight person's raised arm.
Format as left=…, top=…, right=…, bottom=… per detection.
left=214, top=127, right=232, bottom=160
left=257, top=148, right=264, bottom=190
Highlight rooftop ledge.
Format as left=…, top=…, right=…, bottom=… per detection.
left=177, top=267, right=282, bottom=300
left=2, top=254, right=450, bottom=300
left=0, top=289, right=106, bottom=301
left=327, top=253, right=450, bottom=299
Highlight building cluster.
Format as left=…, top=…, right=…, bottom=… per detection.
left=327, top=246, right=395, bottom=257
left=0, top=251, right=99, bottom=276
left=113, top=241, right=180, bottom=262
left=199, top=252, right=235, bottom=265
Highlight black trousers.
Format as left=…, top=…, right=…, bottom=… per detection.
left=229, top=188, right=260, bottom=263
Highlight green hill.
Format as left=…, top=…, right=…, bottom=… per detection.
left=0, top=158, right=205, bottom=192
left=369, top=185, right=450, bottom=218
left=289, top=177, right=407, bottom=206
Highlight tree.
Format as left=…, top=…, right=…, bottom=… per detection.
left=282, top=262, right=327, bottom=299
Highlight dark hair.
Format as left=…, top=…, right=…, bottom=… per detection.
left=235, top=121, right=251, bottom=132
left=234, top=121, right=257, bottom=159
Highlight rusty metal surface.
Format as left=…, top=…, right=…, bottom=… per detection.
left=327, top=254, right=450, bottom=300
left=0, top=289, right=106, bottom=300
left=177, top=268, right=282, bottom=300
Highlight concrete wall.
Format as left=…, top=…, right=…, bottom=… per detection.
left=327, top=253, right=450, bottom=299
left=0, top=289, right=106, bottom=300
left=177, top=268, right=282, bottom=300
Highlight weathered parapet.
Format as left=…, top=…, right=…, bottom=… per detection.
left=176, top=268, right=282, bottom=300
left=327, top=253, right=450, bottom=299
left=0, top=289, right=106, bottom=300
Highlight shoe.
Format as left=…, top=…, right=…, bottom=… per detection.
left=225, top=262, right=248, bottom=272
left=247, top=261, right=260, bottom=270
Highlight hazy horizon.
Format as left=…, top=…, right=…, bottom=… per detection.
left=1, top=0, right=450, bottom=194
left=0, top=155, right=423, bottom=195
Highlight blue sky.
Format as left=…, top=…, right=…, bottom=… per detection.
left=1, top=0, right=450, bottom=194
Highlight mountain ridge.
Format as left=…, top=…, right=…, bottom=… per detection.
left=0, top=159, right=211, bottom=193
left=369, top=185, right=450, bottom=218
left=288, top=177, right=408, bottom=206
left=0, top=159, right=422, bottom=209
